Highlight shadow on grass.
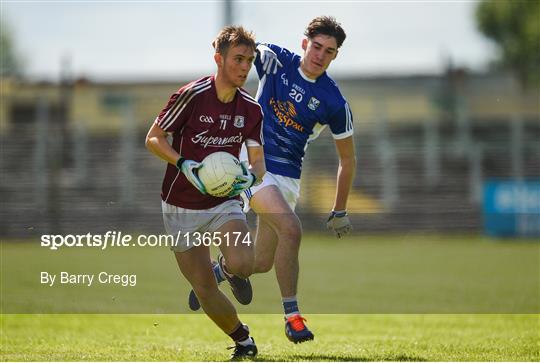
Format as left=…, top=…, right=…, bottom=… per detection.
left=253, top=353, right=428, bottom=362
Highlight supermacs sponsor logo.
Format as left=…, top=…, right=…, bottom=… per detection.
left=191, top=129, right=243, bottom=148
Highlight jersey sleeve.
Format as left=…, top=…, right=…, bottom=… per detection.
left=327, top=101, right=354, bottom=140
left=154, top=85, right=197, bottom=133
left=254, top=43, right=294, bottom=79
left=245, top=110, right=264, bottom=147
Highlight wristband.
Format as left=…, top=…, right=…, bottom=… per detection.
left=176, top=157, right=186, bottom=169
left=332, top=210, right=347, bottom=217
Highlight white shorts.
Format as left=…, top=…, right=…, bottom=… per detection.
left=241, top=171, right=301, bottom=212
left=161, top=199, right=246, bottom=252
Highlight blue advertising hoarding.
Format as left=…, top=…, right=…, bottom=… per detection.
left=483, top=180, right=540, bottom=237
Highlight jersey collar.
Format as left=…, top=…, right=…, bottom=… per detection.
left=297, top=66, right=317, bottom=83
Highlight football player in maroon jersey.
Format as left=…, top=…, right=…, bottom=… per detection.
left=145, top=26, right=265, bottom=359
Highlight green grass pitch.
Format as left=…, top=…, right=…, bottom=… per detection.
left=1, top=233, right=539, bottom=361
left=1, top=314, right=538, bottom=361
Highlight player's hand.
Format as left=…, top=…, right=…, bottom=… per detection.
left=177, top=157, right=207, bottom=195
left=228, top=162, right=256, bottom=197
left=257, top=44, right=282, bottom=75
left=326, top=210, right=352, bottom=238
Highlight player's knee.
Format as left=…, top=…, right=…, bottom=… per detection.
left=277, top=215, right=302, bottom=243
left=192, top=282, right=219, bottom=301
left=255, top=259, right=273, bottom=273
left=225, top=257, right=254, bottom=279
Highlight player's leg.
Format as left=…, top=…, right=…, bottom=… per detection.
left=213, top=218, right=256, bottom=305
left=217, top=219, right=254, bottom=279
left=174, top=246, right=257, bottom=358
left=174, top=246, right=236, bottom=328
left=206, top=192, right=292, bottom=310
left=188, top=210, right=271, bottom=311
left=253, top=217, right=278, bottom=274
left=194, top=173, right=280, bottom=300
left=250, top=185, right=301, bottom=297
left=249, top=185, right=314, bottom=343
left=207, top=200, right=255, bottom=306
left=212, top=186, right=297, bottom=296
left=164, top=200, right=257, bottom=357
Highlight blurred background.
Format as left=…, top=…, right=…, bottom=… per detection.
left=1, top=0, right=539, bottom=237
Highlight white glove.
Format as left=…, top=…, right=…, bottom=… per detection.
left=257, top=44, right=283, bottom=75
left=326, top=210, right=352, bottom=238
left=176, top=158, right=207, bottom=195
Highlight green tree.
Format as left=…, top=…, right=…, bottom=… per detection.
left=476, top=0, right=540, bottom=88
left=0, top=18, right=23, bottom=78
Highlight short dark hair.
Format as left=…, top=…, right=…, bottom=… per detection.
left=304, top=16, right=346, bottom=48
left=212, top=26, right=256, bottom=55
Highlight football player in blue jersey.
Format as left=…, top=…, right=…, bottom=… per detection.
left=188, top=16, right=356, bottom=344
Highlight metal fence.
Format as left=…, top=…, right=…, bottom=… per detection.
left=1, top=74, right=539, bottom=237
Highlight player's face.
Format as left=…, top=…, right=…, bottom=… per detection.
left=300, top=34, right=338, bottom=79
left=218, top=44, right=255, bottom=88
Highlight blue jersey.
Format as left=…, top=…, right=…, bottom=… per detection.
left=254, top=43, right=353, bottom=179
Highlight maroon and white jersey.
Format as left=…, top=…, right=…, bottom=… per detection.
left=154, top=76, right=264, bottom=210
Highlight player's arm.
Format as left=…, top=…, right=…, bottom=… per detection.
left=246, top=145, right=266, bottom=184
left=146, top=87, right=207, bottom=194
left=228, top=108, right=266, bottom=197
left=145, top=122, right=179, bottom=166
left=332, top=136, right=356, bottom=211
left=326, top=100, right=355, bottom=237
left=326, top=135, right=356, bottom=238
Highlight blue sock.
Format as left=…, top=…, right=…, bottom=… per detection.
left=213, top=262, right=226, bottom=283
left=282, top=296, right=299, bottom=317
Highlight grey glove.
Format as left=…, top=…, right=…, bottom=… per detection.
left=176, top=157, right=207, bottom=195
left=326, top=210, right=352, bottom=238
left=257, top=44, right=283, bottom=75
left=228, top=161, right=256, bottom=197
